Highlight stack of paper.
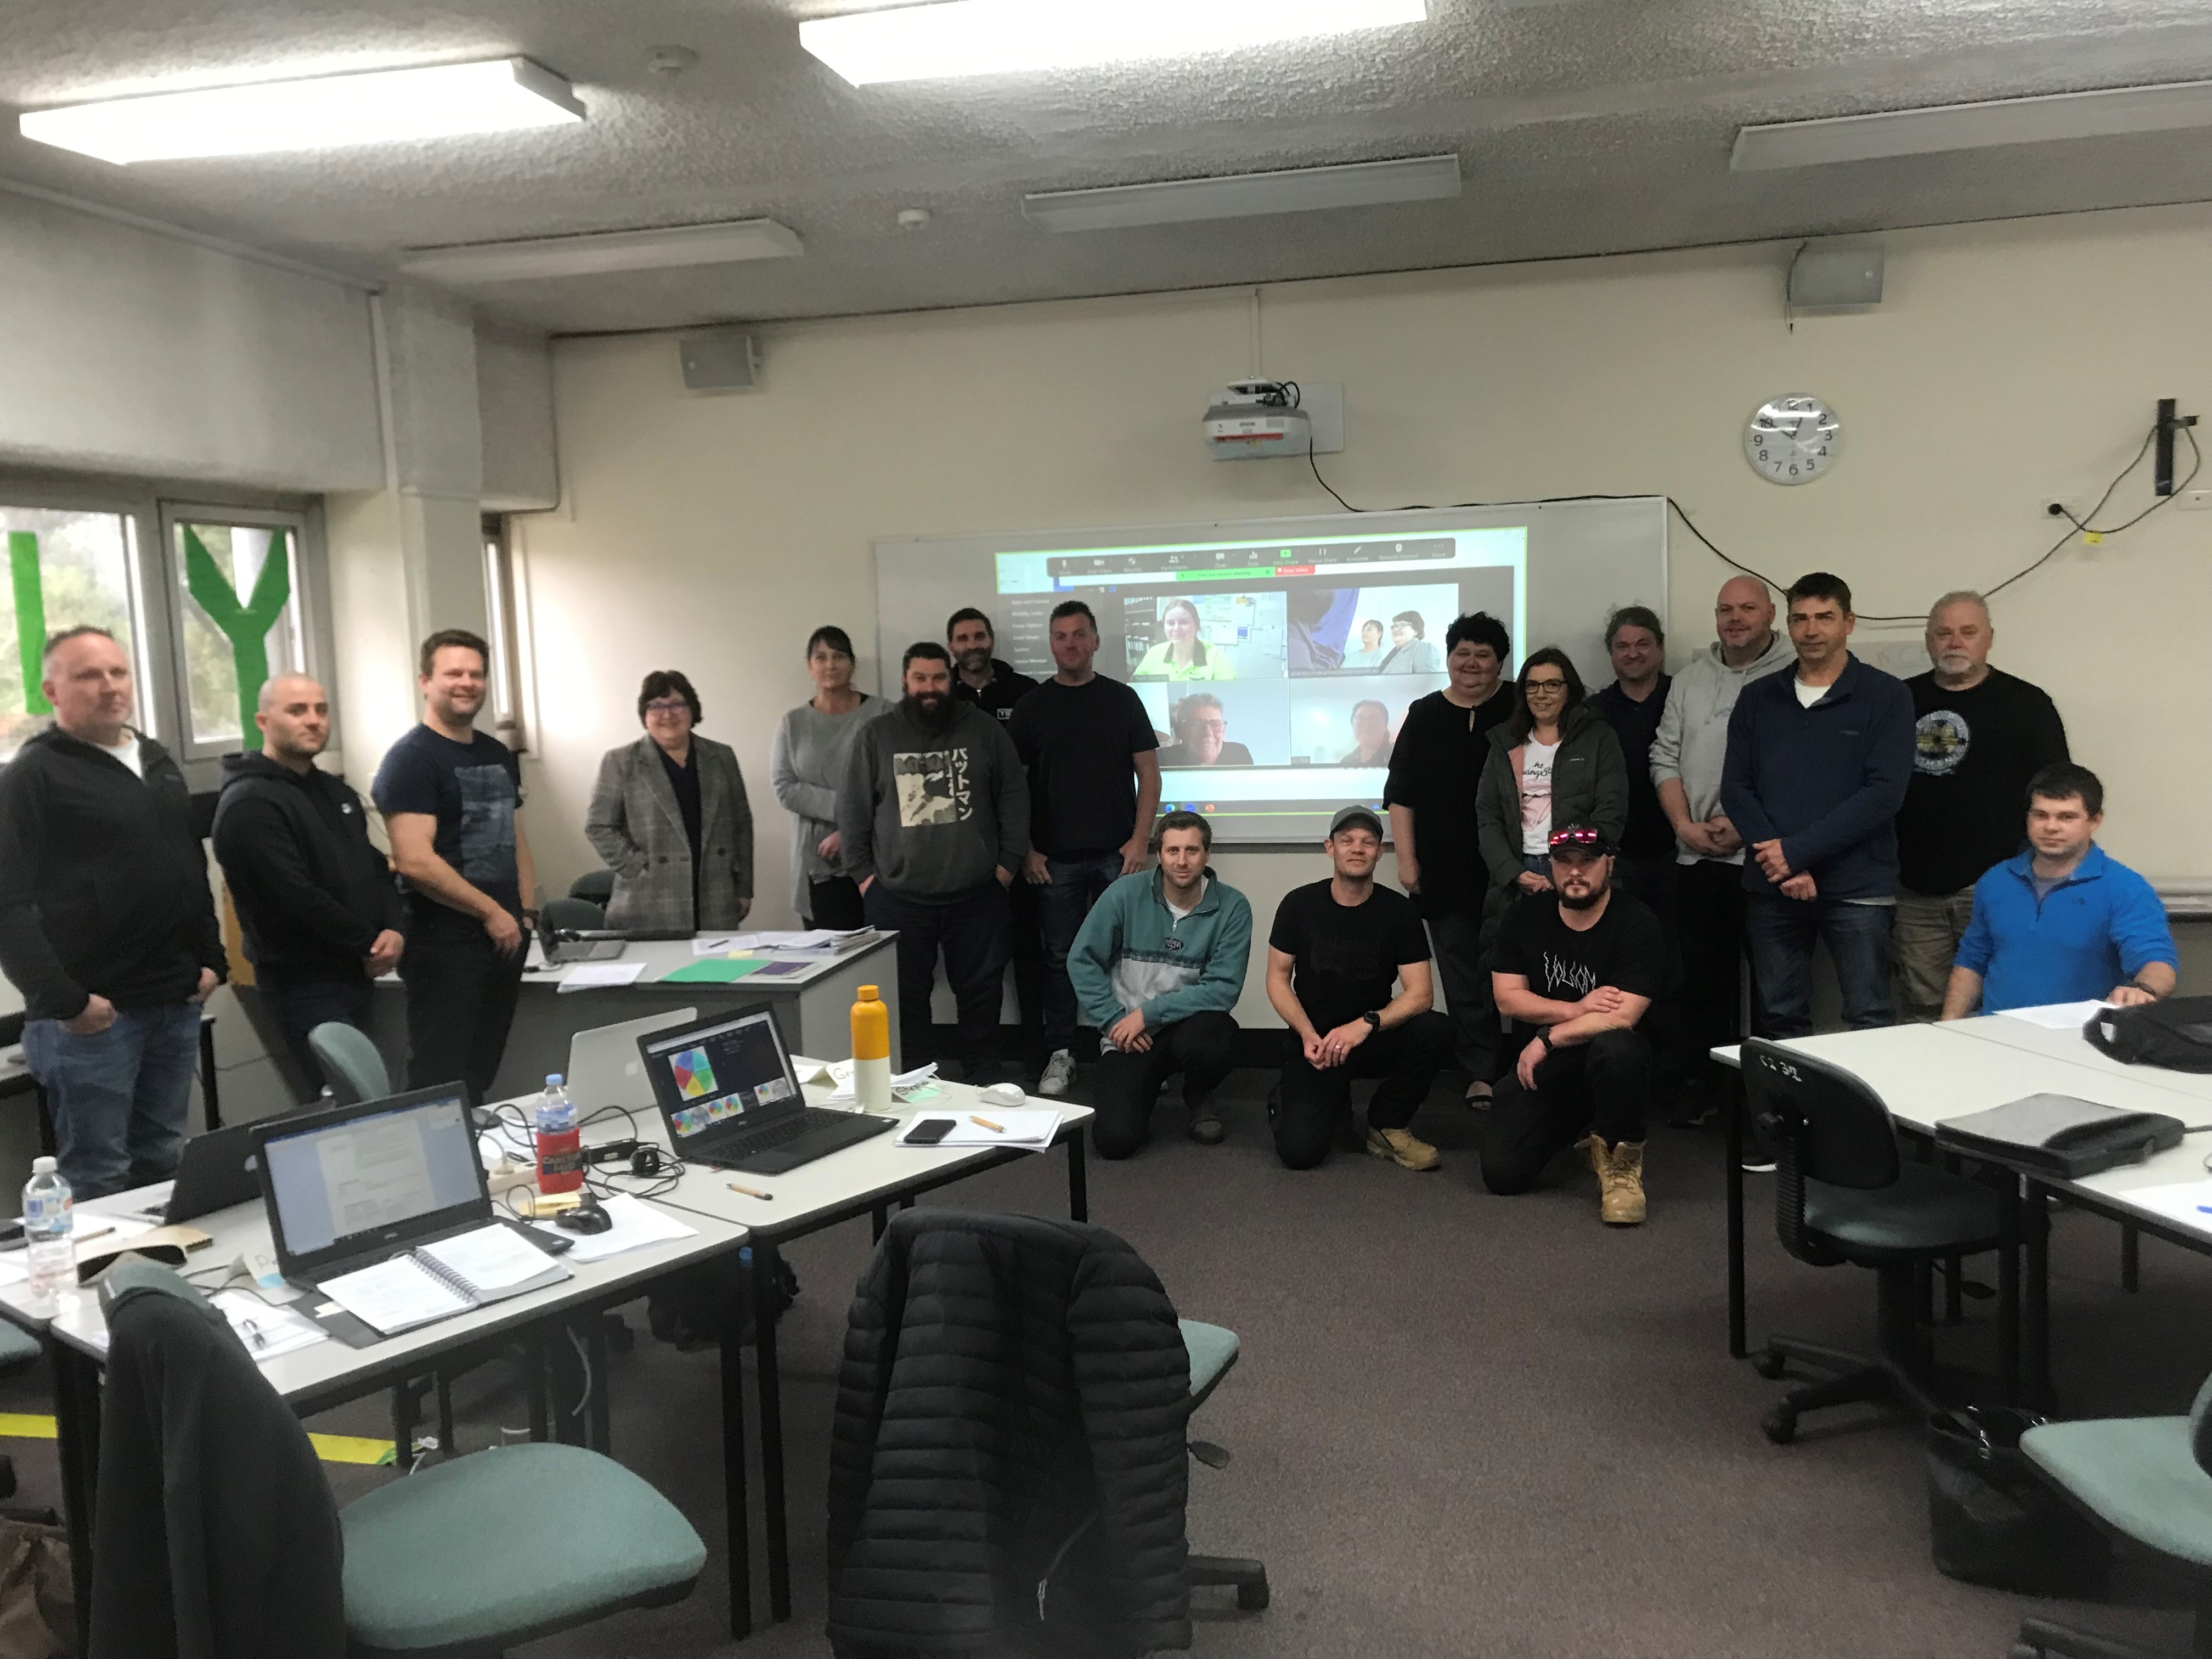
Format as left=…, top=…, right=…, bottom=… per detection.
left=559, top=962, right=648, bottom=993
left=1996, top=1000, right=2113, bottom=1031
left=821, top=1062, right=938, bottom=1106
left=899, top=1108, right=1063, bottom=1150
left=215, top=1291, right=328, bottom=1362
left=530, top=1194, right=698, bottom=1263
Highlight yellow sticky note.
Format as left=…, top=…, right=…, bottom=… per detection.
left=2083, top=531, right=2104, bottom=545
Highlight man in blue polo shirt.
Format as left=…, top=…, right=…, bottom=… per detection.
left=1940, top=762, right=2176, bottom=1017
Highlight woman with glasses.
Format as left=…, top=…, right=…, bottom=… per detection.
left=1474, top=647, right=1627, bottom=929
left=586, top=669, right=755, bottom=932
left=770, top=625, right=882, bottom=929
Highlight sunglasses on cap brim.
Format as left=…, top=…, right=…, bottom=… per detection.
left=1548, top=828, right=1612, bottom=854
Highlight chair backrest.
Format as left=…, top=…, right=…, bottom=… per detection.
left=542, top=896, right=605, bottom=932
left=309, top=1021, right=391, bottom=1107
left=568, top=868, right=617, bottom=905
left=1743, top=1039, right=1903, bottom=1266
left=2192, top=1370, right=2212, bottom=1475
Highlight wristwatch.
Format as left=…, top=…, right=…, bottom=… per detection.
left=1538, top=1027, right=1556, bottom=1051
left=1361, top=1011, right=1383, bottom=1032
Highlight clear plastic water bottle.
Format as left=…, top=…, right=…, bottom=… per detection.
left=535, top=1074, right=583, bottom=1195
left=22, top=1156, right=74, bottom=1309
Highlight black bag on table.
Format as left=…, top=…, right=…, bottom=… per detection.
left=1927, top=1407, right=2109, bottom=1594
left=647, top=1244, right=798, bottom=1350
left=2083, top=996, right=2212, bottom=1074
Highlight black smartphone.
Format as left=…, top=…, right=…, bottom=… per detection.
left=902, top=1117, right=956, bottom=1146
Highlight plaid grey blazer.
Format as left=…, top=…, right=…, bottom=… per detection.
left=584, top=734, right=754, bottom=932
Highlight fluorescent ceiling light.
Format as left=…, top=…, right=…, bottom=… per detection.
left=400, top=219, right=804, bottom=284
left=801, top=0, right=1426, bottom=86
left=18, top=57, right=584, bottom=165
left=1024, top=154, right=1461, bottom=233
left=1734, top=79, right=2212, bottom=171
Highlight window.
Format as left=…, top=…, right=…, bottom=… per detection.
left=483, top=514, right=528, bottom=752
left=166, top=507, right=309, bottom=757
left=0, top=504, right=146, bottom=763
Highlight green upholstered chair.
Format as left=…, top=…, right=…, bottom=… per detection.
left=540, top=896, right=605, bottom=933
left=1741, top=1039, right=2007, bottom=1446
left=308, top=1021, right=392, bottom=1108
left=2012, top=1373, right=2212, bottom=1659
left=1180, top=1318, right=1270, bottom=1613
left=567, top=869, right=618, bottom=906
left=0, top=1319, right=42, bottom=1502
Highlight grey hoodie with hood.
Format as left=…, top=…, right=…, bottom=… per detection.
left=1647, top=632, right=1795, bottom=865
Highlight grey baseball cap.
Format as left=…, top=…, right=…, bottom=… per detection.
left=1328, top=804, right=1386, bottom=839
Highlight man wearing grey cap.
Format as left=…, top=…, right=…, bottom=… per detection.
left=1263, top=804, right=1454, bottom=1171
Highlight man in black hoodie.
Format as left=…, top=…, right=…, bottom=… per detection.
left=949, top=607, right=1046, bottom=1062
left=0, top=627, right=224, bottom=1197
left=213, top=674, right=404, bottom=1094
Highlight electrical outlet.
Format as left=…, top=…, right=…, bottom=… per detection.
left=2178, top=489, right=2212, bottom=512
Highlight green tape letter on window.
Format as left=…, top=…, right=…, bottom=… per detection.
left=9, top=532, right=50, bottom=717
left=183, top=526, right=291, bottom=749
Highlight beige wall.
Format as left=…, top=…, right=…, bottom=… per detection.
left=516, top=204, right=2212, bottom=1029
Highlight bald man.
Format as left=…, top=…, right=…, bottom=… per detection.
left=0, top=627, right=223, bottom=1196
left=1647, top=576, right=1793, bottom=1124
left=213, top=674, right=404, bottom=1095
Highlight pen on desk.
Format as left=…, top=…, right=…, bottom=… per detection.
left=726, top=1183, right=775, bottom=1201
left=969, top=1115, right=1005, bottom=1133
left=240, top=1318, right=268, bottom=1351
left=74, top=1224, right=114, bottom=1244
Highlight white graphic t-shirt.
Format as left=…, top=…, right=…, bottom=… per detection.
left=893, top=748, right=973, bottom=828
left=1520, top=740, right=1559, bottom=854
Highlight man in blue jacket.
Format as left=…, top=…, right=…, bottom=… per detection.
left=1720, top=572, right=1915, bottom=1036
left=1941, top=763, right=2176, bottom=1017
left=1068, top=811, right=1252, bottom=1156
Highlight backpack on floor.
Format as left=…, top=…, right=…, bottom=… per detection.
left=646, top=1245, right=798, bottom=1350
left=2083, top=996, right=2212, bottom=1074
left=1926, top=1407, right=2108, bottom=1595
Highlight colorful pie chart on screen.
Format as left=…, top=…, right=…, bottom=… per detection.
left=671, top=1048, right=716, bottom=1099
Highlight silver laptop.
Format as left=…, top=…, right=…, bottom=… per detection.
left=567, top=1007, right=700, bottom=1111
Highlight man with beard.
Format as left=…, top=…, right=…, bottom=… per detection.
left=840, top=642, right=1030, bottom=1080
left=374, top=630, right=535, bottom=1105
left=1481, top=823, right=1667, bottom=1226
left=946, top=607, right=1039, bottom=725
left=215, top=674, right=404, bottom=1094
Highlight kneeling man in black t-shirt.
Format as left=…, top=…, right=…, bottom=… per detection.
left=1484, top=822, right=1666, bottom=1224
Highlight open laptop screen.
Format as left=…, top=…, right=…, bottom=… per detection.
left=639, top=1006, right=799, bottom=1146
left=257, top=1087, right=482, bottom=1271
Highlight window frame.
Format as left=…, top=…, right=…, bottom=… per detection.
left=482, top=512, right=529, bottom=754
left=159, top=500, right=319, bottom=766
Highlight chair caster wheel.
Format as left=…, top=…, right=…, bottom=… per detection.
left=1237, top=1577, right=1270, bottom=1612
left=1762, top=1408, right=1797, bottom=1445
left=1751, top=1350, right=1788, bottom=1380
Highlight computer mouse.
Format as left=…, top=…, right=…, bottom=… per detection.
left=554, top=1194, right=613, bottom=1235
left=978, top=1082, right=1028, bottom=1109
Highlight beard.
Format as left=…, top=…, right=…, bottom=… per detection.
left=1558, top=879, right=1607, bottom=911
left=902, top=691, right=955, bottom=732
left=1933, top=652, right=1976, bottom=676
left=956, top=648, right=991, bottom=675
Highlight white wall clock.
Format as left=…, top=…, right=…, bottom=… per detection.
left=1744, top=394, right=1841, bottom=485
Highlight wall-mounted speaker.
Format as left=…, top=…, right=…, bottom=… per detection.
left=679, top=331, right=761, bottom=392
left=1788, top=244, right=1884, bottom=311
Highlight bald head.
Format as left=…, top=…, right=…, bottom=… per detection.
left=256, top=674, right=331, bottom=770
left=1714, top=576, right=1776, bottom=664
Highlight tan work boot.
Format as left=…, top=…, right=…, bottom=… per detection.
left=1364, top=1125, right=1441, bottom=1172
left=1589, top=1137, right=1647, bottom=1226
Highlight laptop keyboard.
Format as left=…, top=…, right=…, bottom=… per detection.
left=726, top=1114, right=817, bottom=1155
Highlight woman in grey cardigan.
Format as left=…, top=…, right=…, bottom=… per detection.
left=770, top=625, right=881, bottom=928
left=585, top=670, right=754, bottom=932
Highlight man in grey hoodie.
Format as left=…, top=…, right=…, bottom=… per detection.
left=840, top=642, right=1030, bottom=1080
left=1648, top=576, right=1793, bottom=1122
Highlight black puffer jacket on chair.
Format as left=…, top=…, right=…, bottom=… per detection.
left=826, top=1209, right=1192, bottom=1658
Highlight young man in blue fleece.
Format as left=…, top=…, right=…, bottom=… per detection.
left=1068, top=810, right=1252, bottom=1157
left=1940, top=763, right=2177, bottom=1018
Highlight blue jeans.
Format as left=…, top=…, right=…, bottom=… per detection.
left=1036, top=853, right=1126, bottom=1052
left=22, top=1001, right=201, bottom=1199
left=1745, top=894, right=1895, bottom=1039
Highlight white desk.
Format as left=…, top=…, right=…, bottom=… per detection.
left=1942, top=1014, right=2212, bottom=1123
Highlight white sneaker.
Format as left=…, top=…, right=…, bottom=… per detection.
left=1038, top=1049, right=1076, bottom=1097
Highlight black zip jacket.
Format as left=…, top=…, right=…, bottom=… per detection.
left=0, top=725, right=224, bottom=1021
left=213, top=751, right=402, bottom=983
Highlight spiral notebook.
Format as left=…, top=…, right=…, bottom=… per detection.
left=317, top=1223, right=572, bottom=1338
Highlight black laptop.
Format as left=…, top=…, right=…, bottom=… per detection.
left=637, top=1005, right=895, bottom=1174
left=133, top=1118, right=272, bottom=1224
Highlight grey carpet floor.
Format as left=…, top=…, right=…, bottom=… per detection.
left=12, top=1069, right=2208, bottom=1657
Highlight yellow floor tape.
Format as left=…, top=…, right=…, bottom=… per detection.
left=0, top=1413, right=394, bottom=1466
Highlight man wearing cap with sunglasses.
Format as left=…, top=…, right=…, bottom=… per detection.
left=1265, top=804, right=1455, bottom=1171
left=1482, top=821, right=1667, bottom=1224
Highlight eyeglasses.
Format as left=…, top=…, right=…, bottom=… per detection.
left=645, top=699, right=691, bottom=716
left=1524, top=678, right=1568, bottom=695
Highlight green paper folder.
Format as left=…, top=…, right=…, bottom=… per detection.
left=659, top=957, right=766, bottom=984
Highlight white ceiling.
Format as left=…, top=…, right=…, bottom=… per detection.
left=4, top=1, right=2211, bottom=336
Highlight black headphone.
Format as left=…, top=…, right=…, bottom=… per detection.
left=630, top=1144, right=669, bottom=1178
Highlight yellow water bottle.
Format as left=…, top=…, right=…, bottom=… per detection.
left=851, top=984, right=893, bottom=1113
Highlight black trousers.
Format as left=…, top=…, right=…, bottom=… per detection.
left=862, top=881, right=1011, bottom=1077
left=1426, top=909, right=1499, bottom=1081
left=1612, top=853, right=1683, bottom=1086
left=1006, top=874, right=1046, bottom=1065
left=805, top=876, right=867, bottom=932
left=1091, top=1011, right=1239, bottom=1160
left=1672, top=857, right=1759, bottom=1091
left=1482, top=1027, right=1654, bottom=1193
left=1272, top=1012, right=1453, bottom=1171
left=256, top=971, right=375, bottom=1101
left=398, top=910, right=526, bottom=1108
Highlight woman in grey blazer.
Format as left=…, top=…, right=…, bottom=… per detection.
left=585, top=670, right=754, bottom=932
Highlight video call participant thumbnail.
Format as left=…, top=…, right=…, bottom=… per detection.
left=1341, top=699, right=1393, bottom=767
left=1156, top=693, right=1253, bottom=767
left=1133, top=597, right=1237, bottom=682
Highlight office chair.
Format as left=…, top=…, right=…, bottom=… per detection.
left=540, top=896, right=605, bottom=932
left=1741, top=1039, right=2006, bottom=1444
left=2010, top=1369, right=2212, bottom=1659
left=567, top=869, right=617, bottom=906
left=0, top=1321, right=41, bottom=1506
left=308, top=1020, right=391, bottom=1108
left=1180, top=1318, right=1271, bottom=1612
left=96, top=1260, right=704, bottom=1657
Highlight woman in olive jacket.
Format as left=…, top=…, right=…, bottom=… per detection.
left=586, top=669, right=754, bottom=932
left=1474, top=647, right=1629, bottom=934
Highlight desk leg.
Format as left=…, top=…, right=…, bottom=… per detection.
left=2120, top=1222, right=2140, bottom=1293
left=1725, top=1097, right=1746, bottom=1359
left=53, top=1341, right=98, bottom=1656
left=752, top=1243, right=792, bottom=1624
left=1067, top=1126, right=1088, bottom=1224
left=587, top=1320, right=612, bottom=1454
left=1999, top=1177, right=2021, bottom=1406
left=720, top=1315, right=752, bottom=1640
left=527, top=1334, right=550, bottom=1442
left=2024, top=1181, right=2051, bottom=1409
left=871, top=1205, right=888, bottom=1244
left=198, top=1018, right=221, bottom=1131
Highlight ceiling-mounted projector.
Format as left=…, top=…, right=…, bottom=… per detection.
left=1204, top=380, right=1311, bottom=460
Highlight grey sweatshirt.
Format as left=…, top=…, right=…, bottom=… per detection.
left=1648, top=633, right=1794, bottom=865
left=838, top=701, right=1030, bottom=903
left=770, top=694, right=882, bottom=916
